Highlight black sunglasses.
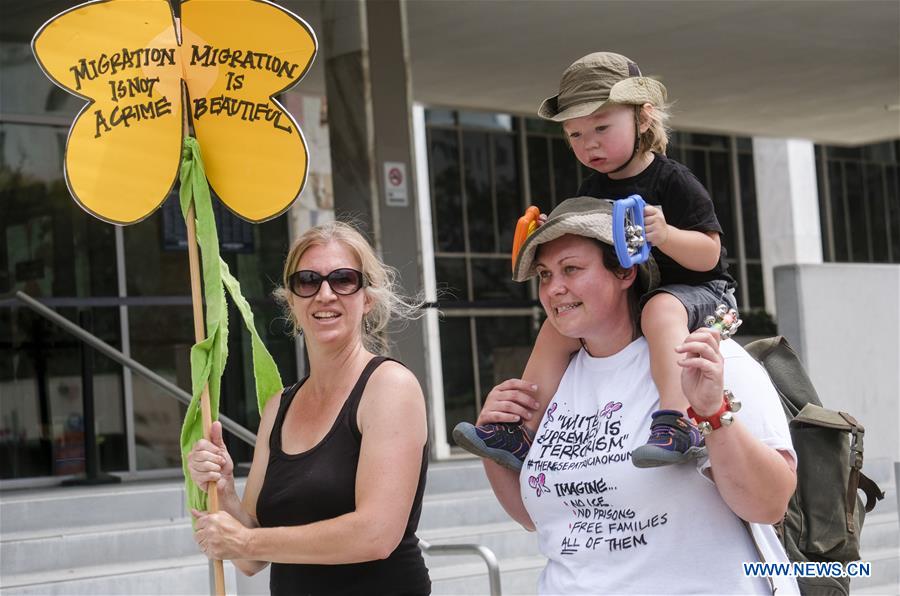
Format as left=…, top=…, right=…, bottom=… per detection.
left=288, top=268, right=366, bottom=298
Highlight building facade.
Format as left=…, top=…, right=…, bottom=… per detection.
left=2, top=0, right=898, bottom=485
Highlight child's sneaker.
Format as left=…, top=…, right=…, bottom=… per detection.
left=631, top=409, right=706, bottom=468
left=452, top=422, right=534, bottom=471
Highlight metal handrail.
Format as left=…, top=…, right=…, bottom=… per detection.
left=419, top=539, right=502, bottom=596
left=13, top=291, right=257, bottom=447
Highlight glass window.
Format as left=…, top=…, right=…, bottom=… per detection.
left=475, top=316, right=533, bottom=397
left=827, top=146, right=863, bottom=160
left=679, top=133, right=728, bottom=150
left=525, top=119, right=562, bottom=135
left=463, top=131, right=494, bottom=253
left=527, top=136, right=552, bottom=213
left=0, top=306, right=126, bottom=479
left=425, top=109, right=456, bottom=127
left=816, top=142, right=900, bottom=264
left=439, top=316, right=476, bottom=445
left=829, top=162, right=850, bottom=262
left=494, top=134, right=520, bottom=253
left=1, top=42, right=82, bottom=118
left=815, top=149, right=833, bottom=262
left=888, top=165, right=900, bottom=261
left=745, top=263, right=765, bottom=311
left=708, top=152, right=735, bottom=257
left=128, top=305, right=192, bottom=470
left=866, top=164, right=890, bottom=262
left=862, top=142, right=897, bottom=163
left=552, top=138, right=579, bottom=203
left=124, top=194, right=191, bottom=296
left=471, top=257, right=526, bottom=302
left=739, top=154, right=760, bottom=260
left=844, top=162, right=869, bottom=262
left=458, top=111, right=513, bottom=132
left=1, top=118, right=125, bottom=479
left=435, top=257, right=468, bottom=302
left=1, top=123, right=119, bottom=299
left=682, top=149, right=707, bottom=187
left=428, top=128, right=464, bottom=253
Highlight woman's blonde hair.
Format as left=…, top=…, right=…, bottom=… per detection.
left=273, top=220, right=424, bottom=355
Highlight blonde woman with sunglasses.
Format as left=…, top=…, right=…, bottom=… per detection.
left=188, top=221, right=431, bottom=595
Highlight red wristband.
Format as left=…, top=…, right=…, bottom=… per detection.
left=687, top=390, right=741, bottom=435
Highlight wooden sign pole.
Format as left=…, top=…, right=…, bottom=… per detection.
left=185, top=203, right=227, bottom=596
left=174, top=5, right=224, bottom=589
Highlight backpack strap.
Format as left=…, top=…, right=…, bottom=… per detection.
left=838, top=412, right=865, bottom=533
left=841, top=410, right=886, bottom=513
left=742, top=521, right=777, bottom=595
left=858, top=472, right=886, bottom=513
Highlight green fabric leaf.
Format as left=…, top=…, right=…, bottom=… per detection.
left=178, top=136, right=282, bottom=514
left=220, top=260, right=283, bottom=414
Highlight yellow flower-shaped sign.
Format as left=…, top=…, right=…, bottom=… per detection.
left=32, top=0, right=317, bottom=224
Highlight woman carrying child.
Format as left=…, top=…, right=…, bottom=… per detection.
left=471, top=197, right=798, bottom=594
left=456, top=52, right=739, bottom=469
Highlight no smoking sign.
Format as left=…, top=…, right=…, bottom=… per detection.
left=383, top=161, right=408, bottom=207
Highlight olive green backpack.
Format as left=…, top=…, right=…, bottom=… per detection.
left=744, top=336, right=885, bottom=596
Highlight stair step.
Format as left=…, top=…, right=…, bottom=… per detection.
left=425, top=459, right=490, bottom=495
left=0, top=481, right=186, bottom=534
left=429, top=555, right=544, bottom=595
left=419, top=488, right=512, bottom=529
left=860, top=510, right=899, bottom=551
left=853, top=581, right=900, bottom=595
left=0, top=518, right=195, bottom=577
left=0, top=555, right=239, bottom=595
left=852, top=546, right=900, bottom=592
left=420, top=519, right=523, bottom=541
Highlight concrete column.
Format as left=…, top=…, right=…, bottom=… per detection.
left=321, top=1, right=431, bottom=408
left=752, top=138, right=823, bottom=314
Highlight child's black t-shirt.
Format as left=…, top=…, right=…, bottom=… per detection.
left=577, top=153, right=735, bottom=287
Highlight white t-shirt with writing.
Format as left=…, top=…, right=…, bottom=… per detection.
left=520, top=337, right=799, bottom=595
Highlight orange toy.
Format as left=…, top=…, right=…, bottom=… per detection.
left=512, top=206, right=541, bottom=272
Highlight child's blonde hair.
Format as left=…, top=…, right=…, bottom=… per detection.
left=638, top=102, right=671, bottom=155
left=274, top=220, right=423, bottom=355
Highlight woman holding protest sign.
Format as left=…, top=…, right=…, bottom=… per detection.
left=188, top=221, right=431, bottom=595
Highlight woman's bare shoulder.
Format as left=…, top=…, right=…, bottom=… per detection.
left=367, top=360, right=422, bottom=396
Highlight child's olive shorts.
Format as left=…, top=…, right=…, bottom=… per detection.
left=640, top=279, right=738, bottom=332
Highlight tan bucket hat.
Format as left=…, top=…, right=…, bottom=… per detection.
left=513, top=197, right=659, bottom=292
left=538, top=52, right=667, bottom=122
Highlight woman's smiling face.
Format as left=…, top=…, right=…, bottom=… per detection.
left=289, top=240, right=370, bottom=347
left=535, top=234, right=634, bottom=343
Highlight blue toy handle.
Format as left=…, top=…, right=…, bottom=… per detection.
left=612, top=194, right=651, bottom=268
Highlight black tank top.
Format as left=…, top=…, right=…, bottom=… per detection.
left=256, top=357, right=431, bottom=596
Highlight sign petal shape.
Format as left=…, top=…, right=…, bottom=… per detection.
left=32, top=0, right=183, bottom=225
left=32, top=0, right=317, bottom=225
left=182, top=0, right=317, bottom=222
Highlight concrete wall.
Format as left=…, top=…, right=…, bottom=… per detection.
left=753, top=138, right=823, bottom=315
left=774, top=264, right=900, bottom=480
